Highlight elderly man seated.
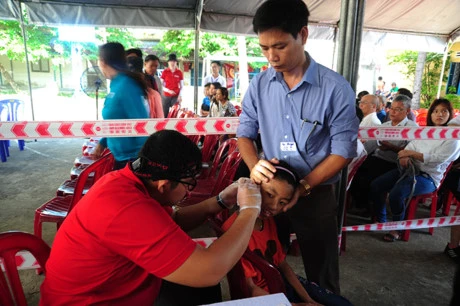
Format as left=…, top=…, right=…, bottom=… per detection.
left=350, top=94, right=418, bottom=216
left=358, top=94, right=381, bottom=154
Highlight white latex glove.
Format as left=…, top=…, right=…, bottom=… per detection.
left=219, top=182, right=238, bottom=209
left=236, top=178, right=261, bottom=214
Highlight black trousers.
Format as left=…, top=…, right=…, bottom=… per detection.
left=154, top=281, right=222, bottom=306
left=350, top=155, right=397, bottom=210
left=276, top=185, right=341, bottom=294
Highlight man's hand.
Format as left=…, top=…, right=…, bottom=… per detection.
left=219, top=182, right=238, bottom=209
left=399, top=156, right=411, bottom=168
left=282, top=184, right=303, bottom=212
left=378, top=141, right=393, bottom=151
left=177, top=96, right=182, bottom=103
left=250, top=158, right=279, bottom=184
left=398, top=149, right=416, bottom=159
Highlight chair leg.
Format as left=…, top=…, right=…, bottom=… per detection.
left=0, top=141, right=7, bottom=162
left=18, top=139, right=25, bottom=151
left=34, top=213, right=43, bottom=240
left=402, top=199, right=418, bottom=241
left=429, top=195, right=438, bottom=235
left=444, top=192, right=454, bottom=216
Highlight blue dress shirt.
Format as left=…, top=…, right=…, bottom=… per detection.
left=237, top=54, right=359, bottom=183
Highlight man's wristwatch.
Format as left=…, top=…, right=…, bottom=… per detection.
left=299, top=179, right=312, bottom=197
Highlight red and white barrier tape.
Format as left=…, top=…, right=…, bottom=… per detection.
left=0, top=118, right=240, bottom=140
left=0, top=237, right=218, bottom=272
left=2, top=120, right=460, bottom=140
left=358, top=126, right=460, bottom=141
left=342, top=216, right=460, bottom=232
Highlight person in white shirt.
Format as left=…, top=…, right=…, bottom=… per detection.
left=370, top=98, right=460, bottom=242
left=350, top=94, right=418, bottom=215
left=203, top=61, right=226, bottom=88
left=359, top=94, right=381, bottom=155
left=359, top=94, right=381, bottom=127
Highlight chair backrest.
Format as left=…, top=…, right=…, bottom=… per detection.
left=211, top=151, right=242, bottom=196
left=69, top=152, right=115, bottom=212
left=167, top=103, right=180, bottom=118
left=201, top=135, right=220, bottom=163
left=346, top=153, right=368, bottom=190
left=0, top=99, right=22, bottom=121
left=0, top=231, right=50, bottom=306
left=208, top=138, right=238, bottom=178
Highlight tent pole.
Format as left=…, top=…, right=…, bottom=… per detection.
left=19, top=1, right=35, bottom=121
left=336, top=0, right=349, bottom=73
left=351, top=0, right=365, bottom=90
left=193, top=0, right=204, bottom=114
left=437, top=41, right=450, bottom=98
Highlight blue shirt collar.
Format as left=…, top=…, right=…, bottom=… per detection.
left=268, top=52, right=320, bottom=89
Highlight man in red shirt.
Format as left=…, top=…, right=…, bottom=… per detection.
left=40, top=130, right=262, bottom=305
left=160, top=53, right=184, bottom=117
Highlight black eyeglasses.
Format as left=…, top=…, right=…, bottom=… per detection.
left=174, top=178, right=197, bottom=191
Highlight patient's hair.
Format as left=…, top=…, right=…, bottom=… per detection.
left=272, top=160, right=299, bottom=189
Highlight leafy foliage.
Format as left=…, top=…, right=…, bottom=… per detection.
left=388, top=51, right=449, bottom=108
left=152, top=30, right=262, bottom=62
left=0, top=20, right=138, bottom=63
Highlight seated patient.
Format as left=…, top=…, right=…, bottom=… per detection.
left=223, top=161, right=353, bottom=306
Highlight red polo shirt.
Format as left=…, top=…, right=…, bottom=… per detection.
left=161, top=68, right=183, bottom=97
left=40, top=166, right=196, bottom=305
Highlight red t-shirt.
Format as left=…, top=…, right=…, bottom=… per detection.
left=40, top=166, right=196, bottom=305
left=222, top=213, right=285, bottom=292
left=161, top=68, right=183, bottom=97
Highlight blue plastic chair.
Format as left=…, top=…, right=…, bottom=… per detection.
left=0, top=99, right=25, bottom=162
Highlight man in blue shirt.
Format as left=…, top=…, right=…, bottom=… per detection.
left=236, top=0, right=359, bottom=294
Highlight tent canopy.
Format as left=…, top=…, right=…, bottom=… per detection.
left=1, top=0, right=458, bottom=40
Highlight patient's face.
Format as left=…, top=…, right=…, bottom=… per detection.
left=260, top=178, right=294, bottom=219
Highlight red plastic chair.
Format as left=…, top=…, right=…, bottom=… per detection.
left=401, top=162, right=453, bottom=241
left=200, top=135, right=220, bottom=164
left=34, top=152, right=115, bottom=239
left=340, top=153, right=368, bottom=252
left=416, top=113, right=427, bottom=126
left=200, top=138, right=238, bottom=179
left=167, top=103, right=180, bottom=118
left=0, top=231, right=50, bottom=306
left=180, top=151, right=242, bottom=206
left=444, top=190, right=460, bottom=216
left=207, top=217, right=286, bottom=300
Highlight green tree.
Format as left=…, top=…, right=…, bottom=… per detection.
left=0, top=18, right=138, bottom=92
left=153, top=30, right=262, bottom=60
left=388, top=51, right=448, bottom=107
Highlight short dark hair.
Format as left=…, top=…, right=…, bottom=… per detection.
left=211, top=82, right=222, bottom=89
left=204, top=82, right=212, bottom=88
left=145, top=54, right=160, bottom=63
left=397, top=88, right=413, bottom=99
left=253, top=0, right=309, bottom=38
left=357, top=91, right=369, bottom=100
left=427, top=98, right=453, bottom=127
left=211, top=60, right=222, bottom=67
left=126, top=48, right=143, bottom=58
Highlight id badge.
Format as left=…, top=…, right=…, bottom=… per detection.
left=280, top=142, right=297, bottom=152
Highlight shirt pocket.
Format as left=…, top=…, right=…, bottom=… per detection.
left=298, top=119, right=327, bottom=156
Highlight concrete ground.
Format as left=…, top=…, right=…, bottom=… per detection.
left=1, top=139, right=458, bottom=305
